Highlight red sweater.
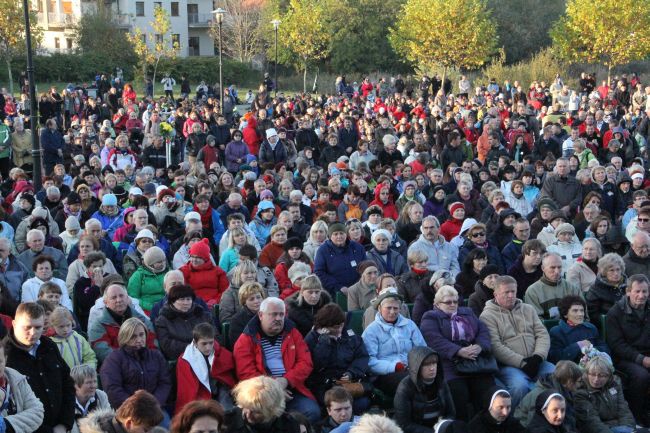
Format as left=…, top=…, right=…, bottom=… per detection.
left=439, top=218, right=464, bottom=241
left=179, top=262, right=229, bottom=305
left=259, top=241, right=285, bottom=268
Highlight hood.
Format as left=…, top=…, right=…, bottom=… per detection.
left=616, top=172, right=632, bottom=186
left=122, top=207, right=135, bottom=224
left=78, top=408, right=118, bottom=433
left=407, top=346, right=443, bottom=391
left=373, top=183, right=392, bottom=203
left=246, top=116, right=258, bottom=129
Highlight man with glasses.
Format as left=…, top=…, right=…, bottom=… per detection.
left=407, top=216, right=459, bottom=278
left=626, top=205, right=650, bottom=242
left=624, top=231, right=650, bottom=276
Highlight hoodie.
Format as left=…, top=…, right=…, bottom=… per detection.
left=368, top=184, right=399, bottom=220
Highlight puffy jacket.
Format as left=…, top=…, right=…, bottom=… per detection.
left=258, top=139, right=288, bottom=166
left=458, top=240, right=505, bottom=275
left=0, top=367, right=45, bottom=433
left=0, top=256, right=29, bottom=302
left=574, top=376, right=635, bottom=433
left=605, top=296, right=650, bottom=364
left=50, top=330, right=97, bottom=369
left=398, top=270, right=433, bottom=308
left=585, top=276, right=627, bottom=319
left=622, top=249, right=650, bottom=277
left=285, top=291, right=331, bottom=336
left=242, top=117, right=261, bottom=155
left=314, top=239, right=367, bottom=296
left=548, top=320, right=608, bottom=363
left=407, top=235, right=460, bottom=277
left=179, top=261, right=229, bottom=306
left=366, top=247, right=408, bottom=276
left=224, top=140, right=249, bottom=173
left=368, top=184, right=399, bottom=221
left=248, top=215, right=276, bottom=248
left=126, top=266, right=166, bottom=311
left=548, top=241, right=582, bottom=276
left=155, top=303, right=213, bottom=360
left=91, top=209, right=124, bottom=240
left=524, top=277, right=583, bottom=320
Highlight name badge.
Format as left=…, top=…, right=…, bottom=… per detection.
left=351, top=260, right=357, bottom=267
left=609, top=388, right=617, bottom=395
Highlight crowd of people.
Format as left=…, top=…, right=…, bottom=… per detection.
left=0, top=68, right=649, bottom=433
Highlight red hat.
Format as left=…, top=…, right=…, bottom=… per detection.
left=157, top=188, right=176, bottom=202
left=495, top=201, right=511, bottom=213
left=189, top=238, right=211, bottom=262
left=449, top=202, right=465, bottom=215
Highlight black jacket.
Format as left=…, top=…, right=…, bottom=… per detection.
left=468, top=410, right=526, bottom=433
left=223, top=407, right=301, bottom=433
left=285, top=291, right=331, bottom=336
left=585, top=276, right=627, bottom=320
left=155, top=303, right=213, bottom=360
left=605, top=296, right=650, bottom=364
left=228, top=307, right=255, bottom=350
left=141, top=145, right=167, bottom=170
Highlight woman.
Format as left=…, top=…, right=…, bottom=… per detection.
left=347, top=261, right=381, bottom=311
left=346, top=220, right=370, bottom=249
left=155, top=284, right=213, bottom=361
left=285, top=275, right=331, bottom=336
left=66, top=234, right=117, bottom=291
left=30, top=217, right=63, bottom=252
left=567, top=238, right=602, bottom=292
left=21, top=255, right=71, bottom=309
left=218, top=228, right=249, bottom=273
left=455, top=248, right=488, bottom=299
left=574, top=356, right=635, bottom=433
left=70, top=364, right=110, bottom=433
left=396, top=201, right=424, bottom=245
left=127, top=246, right=168, bottom=312
left=171, top=400, right=224, bottom=433
left=179, top=238, right=229, bottom=306
left=100, top=318, right=171, bottom=410
left=224, top=130, right=250, bottom=174
left=458, top=223, right=505, bottom=274
left=591, top=166, right=616, bottom=217
left=275, top=237, right=313, bottom=298
left=585, top=253, right=627, bottom=319
left=587, top=216, right=626, bottom=255
left=122, top=228, right=156, bottom=282
left=527, top=391, right=569, bottom=433
left=172, top=230, right=203, bottom=270
left=228, top=282, right=266, bottom=349
left=468, top=389, right=526, bottom=433
left=369, top=183, right=399, bottom=221
left=258, top=225, right=287, bottom=268
left=549, top=295, right=609, bottom=363
left=394, top=346, right=463, bottom=433
left=397, top=249, right=434, bottom=306
left=304, top=304, right=370, bottom=412
left=468, top=265, right=499, bottom=316
left=302, top=220, right=328, bottom=262
left=424, top=185, right=447, bottom=219
left=420, top=286, right=495, bottom=421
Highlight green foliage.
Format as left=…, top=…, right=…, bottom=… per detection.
left=152, top=57, right=258, bottom=86
left=480, top=47, right=572, bottom=88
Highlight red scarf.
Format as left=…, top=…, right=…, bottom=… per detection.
left=411, top=267, right=428, bottom=276
left=193, top=204, right=213, bottom=228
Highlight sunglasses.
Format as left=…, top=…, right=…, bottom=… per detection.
left=471, top=232, right=486, bottom=238
left=638, top=218, right=650, bottom=223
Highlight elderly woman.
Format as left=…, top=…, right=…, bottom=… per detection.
left=66, top=235, right=117, bottom=291
left=155, top=284, right=213, bottom=361
left=527, top=391, right=569, bottom=433
left=286, top=275, right=331, bottom=336
left=21, top=255, right=72, bottom=309
left=122, top=228, right=156, bottom=282
left=100, top=317, right=171, bottom=410
left=362, top=289, right=426, bottom=394
left=303, top=220, right=328, bottom=262
left=362, top=274, right=411, bottom=329
left=366, top=229, right=408, bottom=276
left=228, top=282, right=266, bottom=349
left=397, top=249, right=434, bottom=305
left=304, top=304, right=370, bottom=412
left=548, top=223, right=583, bottom=277
left=549, top=295, right=609, bottom=363
left=411, top=270, right=455, bottom=326
left=127, top=246, right=168, bottom=312
left=347, top=261, right=380, bottom=311
left=567, top=238, right=602, bottom=292
left=585, top=253, right=628, bottom=319
left=420, top=286, right=495, bottom=421
left=71, top=364, right=110, bottom=433
left=458, top=223, right=505, bottom=274
left=574, top=356, right=635, bottom=433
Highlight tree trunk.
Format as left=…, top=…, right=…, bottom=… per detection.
left=6, top=59, right=13, bottom=96
left=607, top=64, right=612, bottom=87
left=152, top=56, right=161, bottom=98
left=303, top=64, right=308, bottom=93
left=441, top=66, right=447, bottom=97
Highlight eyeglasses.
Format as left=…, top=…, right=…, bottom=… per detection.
left=587, top=372, right=609, bottom=379
left=471, top=232, right=486, bottom=238
left=638, top=218, right=650, bottom=223
left=439, top=300, right=459, bottom=305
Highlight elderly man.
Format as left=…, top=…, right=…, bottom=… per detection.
left=67, top=218, right=121, bottom=271
left=233, top=297, right=320, bottom=422
left=540, top=158, right=583, bottom=215
left=626, top=205, right=650, bottom=243
left=480, top=276, right=554, bottom=407
left=606, top=274, right=650, bottom=426
left=14, top=206, right=59, bottom=252
left=217, top=192, right=251, bottom=225
left=624, top=231, right=650, bottom=276
left=501, top=218, right=531, bottom=271
left=88, top=282, right=156, bottom=363
left=149, top=269, right=210, bottom=323
left=17, top=229, right=68, bottom=280
left=407, top=216, right=459, bottom=277
left=524, top=253, right=583, bottom=320
left=0, top=237, right=28, bottom=302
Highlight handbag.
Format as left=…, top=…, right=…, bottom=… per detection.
left=454, top=350, right=498, bottom=375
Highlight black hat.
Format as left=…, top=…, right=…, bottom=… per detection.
left=284, top=237, right=303, bottom=252
left=168, top=285, right=195, bottom=304
left=479, top=264, right=499, bottom=280
left=66, top=192, right=81, bottom=205
left=21, top=194, right=36, bottom=207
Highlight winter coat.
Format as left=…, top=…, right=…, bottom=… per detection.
left=407, top=235, right=460, bottom=277
left=88, top=306, right=156, bottom=363
left=21, top=276, right=72, bottom=310
left=480, top=299, right=551, bottom=368
left=179, top=261, right=229, bottom=306
left=547, top=241, right=582, bottom=277
left=155, top=303, right=213, bottom=360
left=314, top=240, right=366, bottom=296
left=458, top=240, right=505, bottom=275
left=0, top=256, right=28, bottom=302
left=585, top=276, right=627, bottom=319
left=100, top=346, right=171, bottom=409
left=224, top=139, right=249, bottom=173
left=515, top=374, right=576, bottom=431
left=468, top=409, right=526, bottom=433
left=258, top=139, right=288, bottom=166
left=227, top=307, right=255, bottom=350
left=524, top=277, right=583, bottom=320
left=17, top=246, right=68, bottom=280
left=622, top=249, right=650, bottom=278
left=66, top=258, right=117, bottom=293
left=548, top=320, right=608, bottom=363
left=258, top=241, right=284, bottom=268
left=420, top=306, right=492, bottom=381
left=398, top=270, right=433, bottom=306
left=366, top=247, right=409, bottom=276
left=0, top=367, right=45, bottom=433
left=126, top=266, right=166, bottom=311
left=540, top=174, right=582, bottom=211
left=222, top=408, right=302, bottom=433
left=566, top=260, right=597, bottom=293
left=248, top=215, right=276, bottom=248
left=501, top=239, right=525, bottom=271
left=394, top=346, right=456, bottom=433
left=40, top=128, right=64, bottom=163
left=346, top=280, right=377, bottom=312
left=605, top=296, right=650, bottom=364
left=233, top=315, right=315, bottom=400
left=468, top=281, right=493, bottom=317
left=362, top=312, right=426, bottom=375
left=574, top=376, right=635, bottom=433
left=285, top=291, right=331, bottom=336
left=507, top=257, right=543, bottom=299
left=50, top=330, right=97, bottom=369
left=71, top=390, right=110, bottom=433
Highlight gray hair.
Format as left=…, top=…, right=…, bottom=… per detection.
left=85, top=218, right=102, bottom=230
left=259, top=297, right=285, bottom=313
left=584, top=355, right=614, bottom=376
left=46, top=186, right=60, bottom=197
left=597, top=253, right=625, bottom=276
left=422, top=215, right=440, bottom=228
left=582, top=238, right=602, bottom=256
left=350, top=414, right=403, bottom=433
left=163, top=270, right=184, bottom=289
left=26, top=229, right=44, bottom=242
left=70, top=364, right=97, bottom=387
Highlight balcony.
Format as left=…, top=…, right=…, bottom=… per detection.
left=187, top=13, right=212, bottom=27
left=47, top=13, right=76, bottom=28
left=114, top=14, right=132, bottom=28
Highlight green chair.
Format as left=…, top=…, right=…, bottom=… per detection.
left=336, top=291, right=348, bottom=312
left=543, top=319, right=559, bottom=331
left=213, top=304, right=220, bottom=321
left=221, top=322, right=231, bottom=349
left=600, top=315, right=608, bottom=342
left=348, top=310, right=364, bottom=336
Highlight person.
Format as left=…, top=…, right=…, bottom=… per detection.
left=6, top=302, right=75, bottom=433
left=366, top=229, right=408, bottom=276
left=285, top=275, right=331, bottom=336
left=527, top=391, right=569, bottom=433
left=623, top=231, right=650, bottom=277
left=100, top=317, right=171, bottom=410
left=127, top=246, right=167, bottom=312
left=604, top=274, right=650, bottom=426
left=468, top=389, right=526, bottom=433
left=468, top=264, right=500, bottom=316
left=420, top=286, right=495, bottom=421
left=480, top=276, right=554, bottom=407
left=66, top=235, right=117, bottom=293
left=540, top=157, right=582, bottom=215
left=233, top=297, right=320, bottom=422
left=122, top=229, right=156, bottom=282
left=362, top=289, right=426, bottom=395
left=524, top=253, right=583, bottom=320
left=154, top=284, right=213, bottom=361
left=547, top=224, right=582, bottom=277
left=175, top=323, right=235, bottom=413
left=585, top=253, right=628, bottom=319
left=317, top=387, right=356, bottom=433
left=574, top=356, right=635, bottom=433
left=458, top=222, right=505, bottom=275
left=455, top=248, right=488, bottom=298
left=21, top=254, right=72, bottom=309
left=78, top=390, right=164, bottom=433
left=170, top=400, right=224, bottom=433
left=179, top=238, right=229, bottom=306
left=222, top=376, right=303, bottom=433
left=18, top=229, right=68, bottom=280
left=343, top=414, right=403, bottom=433
left=50, top=306, right=97, bottom=368
left=0, top=237, right=28, bottom=303
left=227, top=282, right=265, bottom=349
left=258, top=225, right=287, bottom=268
left=566, top=238, right=602, bottom=292
left=346, top=261, right=380, bottom=311
left=70, top=364, right=110, bottom=433
left=394, top=346, right=465, bottom=433
left=304, top=304, right=370, bottom=412
left=407, top=216, right=460, bottom=277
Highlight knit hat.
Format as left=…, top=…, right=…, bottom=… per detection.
left=75, top=184, right=90, bottom=194
left=143, top=183, right=157, bottom=196
left=102, top=194, right=117, bottom=207
left=129, top=187, right=143, bottom=196
left=66, top=192, right=81, bottom=205
left=631, top=172, right=644, bottom=181
left=371, top=229, right=391, bottom=244
left=479, top=264, right=499, bottom=281
left=157, top=188, right=175, bottom=202
left=135, top=229, right=154, bottom=243
left=449, top=202, right=465, bottom=215
left=189, top=238, right=211, bottom=262
left=550, top=210, right=567, bottom=223
left=65, top=216, right=81, bottom=232
left=266, top=128, right=278, bottom=139
left=284, top=237, right=303, bottom=252
left=257, top=201, right=275, bottom=214
left=374, top=288, right=403, bottom=309
left=288, top=262, right=310, bottom=284
left=554, top=222, right=575, bottom=236
left=328, top=223, right=346, bottom=237
left=167, top=285, right=195, bottom=303
left=403, top=180, right=416, bottom=190
left=32, top=207, right=48, bottom=220
left=184, top=211, right=201, bottom=223
left=357, top=260, right=378, bottom=275
left=366, top=206, right=383, bottom=217
left=143, top=246, right=166, bottom=268
left=537, top=197, right=557, bottom=211
left=260, top=189, right=274, bottom=200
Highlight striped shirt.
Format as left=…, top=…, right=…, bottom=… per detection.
left=260, top=334, right=285, bottom=377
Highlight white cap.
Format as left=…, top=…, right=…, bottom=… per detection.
left=266, top=128, right=278, bottom=139
left=184, top=211, right=201, bottom=222
left=135, top=229, right=154, bottom=241
left=129, top=187, right=143, bottom=196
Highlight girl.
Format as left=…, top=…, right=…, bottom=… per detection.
left=49, top=306, right=97, bottom=369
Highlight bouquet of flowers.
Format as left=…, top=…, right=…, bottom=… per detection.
left=159, top=122, right=174, bottom=140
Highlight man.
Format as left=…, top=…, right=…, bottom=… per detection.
left=605, top=274, right=650, bottom=426
left=480, top=276, right=554, bottom=407
left=14, top=205, right=60, bottom=252
left=141, top=136, right=167, bottom=170
left=286, top=202, right=310, bottom=241
left=88, top=283, right=156, bottom=363
left=286, top=190, right=314, bottom=225
left=318, top=387, right=356, bottom=433
left=6, top=302, right=75, bottom=433
left=501, top=218, right=531, bottom=270
left=625, top=205, right=650, bottom=242
left=17, top=229, right=68, bottom=280
left=233, top=297, right=320, bottom=422
left=524, top=253, right=583, bottom=320
left=338, top=117, right=358, bottom=154
left=217, top=193, right=251, bottom=225
left=79, top=390, right=164, bottom=433
left=407, top=216, right=460, bottom=277
left=468, top=389, right=525, bottom=433
left=507, top=240, right=545, bottom=299
left=67, top=218, right=121, bottom=272
left=0, top=237, right=28, bottom=302
left=540, top=158, right=582, bottom=215
left=623, top=231, right=650, bottom=276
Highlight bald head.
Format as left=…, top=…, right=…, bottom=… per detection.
left=632, top=231, right=650, bottom=258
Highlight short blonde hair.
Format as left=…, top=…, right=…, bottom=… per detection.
left=232, top=376, right=285, bottom=423
left=350, top=414, right=403, bottom=433
left=434, top=285, right=458, bottom=304
left=232, top=260, right=258, bottom=288
left=238, top=281, right=265, bottom=306
left=407, top=249, right=427, bottom=265
left=117, top=318, right=147, bottom=348
left=50, top=306, right=74, bottom=327
left=270, top=225, right=287, bottom=236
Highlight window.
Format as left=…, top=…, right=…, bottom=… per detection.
left=188, top=37, right=200, bottom=56
left=54, top=37, right=60, bottom=49
left=187, top=4, right=198, bottom=23
left=66, top=38, right=73, bottom=49
left=172, top=34, right=180, bottom=48
left=155, top=34, right=163, bottom=45
left=140, top=34, right=146, bottom=44
left=135, top=1, right=145, bottom=16
left=171, top=2, right=179, bottom=16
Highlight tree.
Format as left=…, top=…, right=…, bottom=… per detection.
left=0, top=0, right=43, bottom=94
left=126, top=5, right=179, bottom=93
left=212, top=0, right=264, bottom=63
left=389, top=0, right=498, bottom=91
left=550, top=0, right=650, bottom=85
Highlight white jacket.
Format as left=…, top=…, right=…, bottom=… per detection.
left=21, top=276, right=73, bottom=310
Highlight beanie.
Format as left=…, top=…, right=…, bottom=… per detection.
left=260, top=189, right=274, bottom=200
left=449, top=202, right=465, bottom=215
left=371, top=229, right=391, bottom=244
left=167, top=285, right=195, bottom=304
left=554, top=222, right=575, bottom=236
left=328, top=223, right=346, bottom=237
left=65, top=216, right=81, bottom=232
left=284, top=237, right=303, bottom=252
left=357, top=260, right=378, bottom=275
left=143, top=246, right=166, bottom=268
left=102, top=194, right=117, bottom=207
left=479, top=264, right=499, bottom=281
left=189, top=238, right=211, bottom=262
left=66, top=192, right=81, bottom=205
left=288, top=262, right=310, bottom=284
left=32, top=207, right=48, bottom=220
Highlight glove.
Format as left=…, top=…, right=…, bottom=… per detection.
left=521, top=355, right=543, bottom=378
left=395, top=362, right=406, bottom=372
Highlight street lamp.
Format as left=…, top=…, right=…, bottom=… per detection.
left=22, top=0, right=42, bottom=190
left=271, top=19, right=280, bottom=97
left=212, top=8, right=226, bottom=113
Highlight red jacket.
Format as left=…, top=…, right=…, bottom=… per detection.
left=179, top=262, right=229, bottom=305
left=242, top=117, right=261, bottom=155
left=175, top=341, right=236, bottom=413
left=259, top=241, right=285, bottom=268
left=233, top=316, right=314, bottom=400
left=439, top=218, right=463, bottom=241
left=369, top=184, right=399, bottom=220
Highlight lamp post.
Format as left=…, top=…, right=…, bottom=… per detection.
left=271, top=19, right=280, bottom=97
left=22, top=0, right=42, bottom=190
left=212, top=8, right=226, bottom=114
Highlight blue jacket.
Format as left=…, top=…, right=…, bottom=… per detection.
left=248, top=215, right=275, bottom=247
left=501, top=239, right=524, bottom=271
left=67, top=237, right=121, bottom=272
left=91, top=210, right=124, bottom=240
left=40, top=128, right=64, bottom=160
left=362, top=313, right=426, bottom=375
left=314, top=239, right=367, bottom=296
left=549, top=319, right=609, bottom=363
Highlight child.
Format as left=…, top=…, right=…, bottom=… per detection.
left=36, top=299, right=55, bottom=336
left=175, top=323, right=236, bottom=413
left=59, top=216, right=82, bottom=256
left=49, top=306, right=97, bottom=369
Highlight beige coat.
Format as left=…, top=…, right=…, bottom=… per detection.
left=3, top=367, right=44, bottom=433
left=11, top=131, right=31, bottom=168
left=566, top=261, right=597, bottom=292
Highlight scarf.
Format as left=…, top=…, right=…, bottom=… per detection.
left=193, top=204, right=212, bottom=228
left=540, top=276, right=559, bottom=286
left=579, top=257, right=598, bottom=274
left=411, top=267, right=428, bottom=276
left=449, top=312, right=475, bottom=342
left=64, top=204, right=81, bottom=219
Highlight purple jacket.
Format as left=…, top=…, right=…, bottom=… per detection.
left=224, top=139, right=250, bottom=172
left=420, top=306, right=492, bottom=381
left=99, top=345, right=172, bottom=409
